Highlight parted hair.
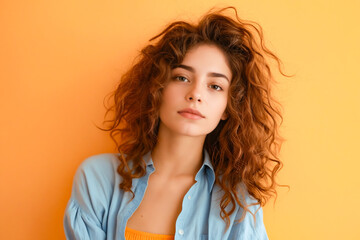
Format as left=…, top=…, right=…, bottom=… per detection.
left=100, top=6, right=287, bottom=230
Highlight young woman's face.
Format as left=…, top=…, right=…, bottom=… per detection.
left=158, top=44, right=232, bottom=137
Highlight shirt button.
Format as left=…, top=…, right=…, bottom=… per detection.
left=187, top=195, right=191, bottom=200
left=178, top=229, right=184, bottom=235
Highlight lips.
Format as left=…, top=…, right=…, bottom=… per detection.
left=177, top=108, right=205, bottom=118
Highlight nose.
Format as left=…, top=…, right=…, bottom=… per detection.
left=185, top=85, right=202, bottom=102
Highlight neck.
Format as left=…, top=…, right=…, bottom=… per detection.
left=151, top=123, right=206, bottom=179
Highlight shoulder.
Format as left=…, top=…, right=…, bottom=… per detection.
left=76, top=153, right=120, bottom=177
left=71, top=153, right=121, bottom=200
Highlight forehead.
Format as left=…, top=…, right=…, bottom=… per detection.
left=178, top=44, right=232, bottom=80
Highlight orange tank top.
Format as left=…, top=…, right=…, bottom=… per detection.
left=125, top=226, right=175, bottom=240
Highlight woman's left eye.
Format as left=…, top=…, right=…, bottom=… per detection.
left=210, top=84, right=223, bottom=91
left=175, top=76, right=189, bottom=82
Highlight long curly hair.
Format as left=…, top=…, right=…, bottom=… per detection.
left=99, top=6, right=287, bottom=230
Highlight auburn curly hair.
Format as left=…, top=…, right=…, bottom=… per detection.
left=99, top=6, right=287, bottom=230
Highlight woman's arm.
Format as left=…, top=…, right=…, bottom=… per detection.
left=63, top=154, right=116, bottom=240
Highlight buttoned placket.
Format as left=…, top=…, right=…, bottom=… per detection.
left=174, top=179, right=200, bottom=239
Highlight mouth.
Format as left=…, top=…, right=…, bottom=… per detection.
left=177, top=108, right=205, bottom=120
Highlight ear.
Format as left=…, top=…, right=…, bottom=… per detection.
left=221, top=111, right=228, bottom=120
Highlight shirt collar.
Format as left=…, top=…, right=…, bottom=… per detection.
left=200, top=149, right=216, bottom=192
left=143, top=149, right=215, bottom=192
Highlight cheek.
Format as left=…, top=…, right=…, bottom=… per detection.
left=162, top=84, right=183, bottom=105
left=160, top=85, right=180, bottom=113
left=162, top=85, right=176, bottom=100
left=211, top=96, right=228, bottom=117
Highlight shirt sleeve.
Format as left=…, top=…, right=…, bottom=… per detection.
left=228, top=198, right=269, bottom=240
left=64, top=198, right=106, bottom=240
left=63, top=154, right=115, bottom=240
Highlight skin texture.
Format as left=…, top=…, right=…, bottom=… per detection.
left=159, top=43, right=232, bottom=138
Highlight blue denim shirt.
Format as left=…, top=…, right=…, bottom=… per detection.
left=63, top=150, right=268, bottom=240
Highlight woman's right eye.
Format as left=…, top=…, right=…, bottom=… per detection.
left=174, top=76, right=189, bottom=82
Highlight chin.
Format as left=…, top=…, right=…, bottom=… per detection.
left=172, top=125, right=214, bottom=137
left=159, top=118, right=217, bottom=138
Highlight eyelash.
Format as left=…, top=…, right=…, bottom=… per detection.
left=175, top=76, right=189, bottom=82
left=173, top=76, right=223, bottom=91
left=210, top=85, right=223, bottom=91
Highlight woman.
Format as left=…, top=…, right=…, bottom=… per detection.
left=64, top=6, right=286, bottom=240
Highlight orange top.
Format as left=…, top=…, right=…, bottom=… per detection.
left=125, top=227, right=175, bottom=240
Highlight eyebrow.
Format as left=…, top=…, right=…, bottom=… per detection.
left=173, top=64, right=230, bottom=83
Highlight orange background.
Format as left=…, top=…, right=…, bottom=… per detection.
left=1, top=1, right=359, bottom=239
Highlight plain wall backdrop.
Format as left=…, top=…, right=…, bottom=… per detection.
left=1, top=0, right=359, bottom=239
